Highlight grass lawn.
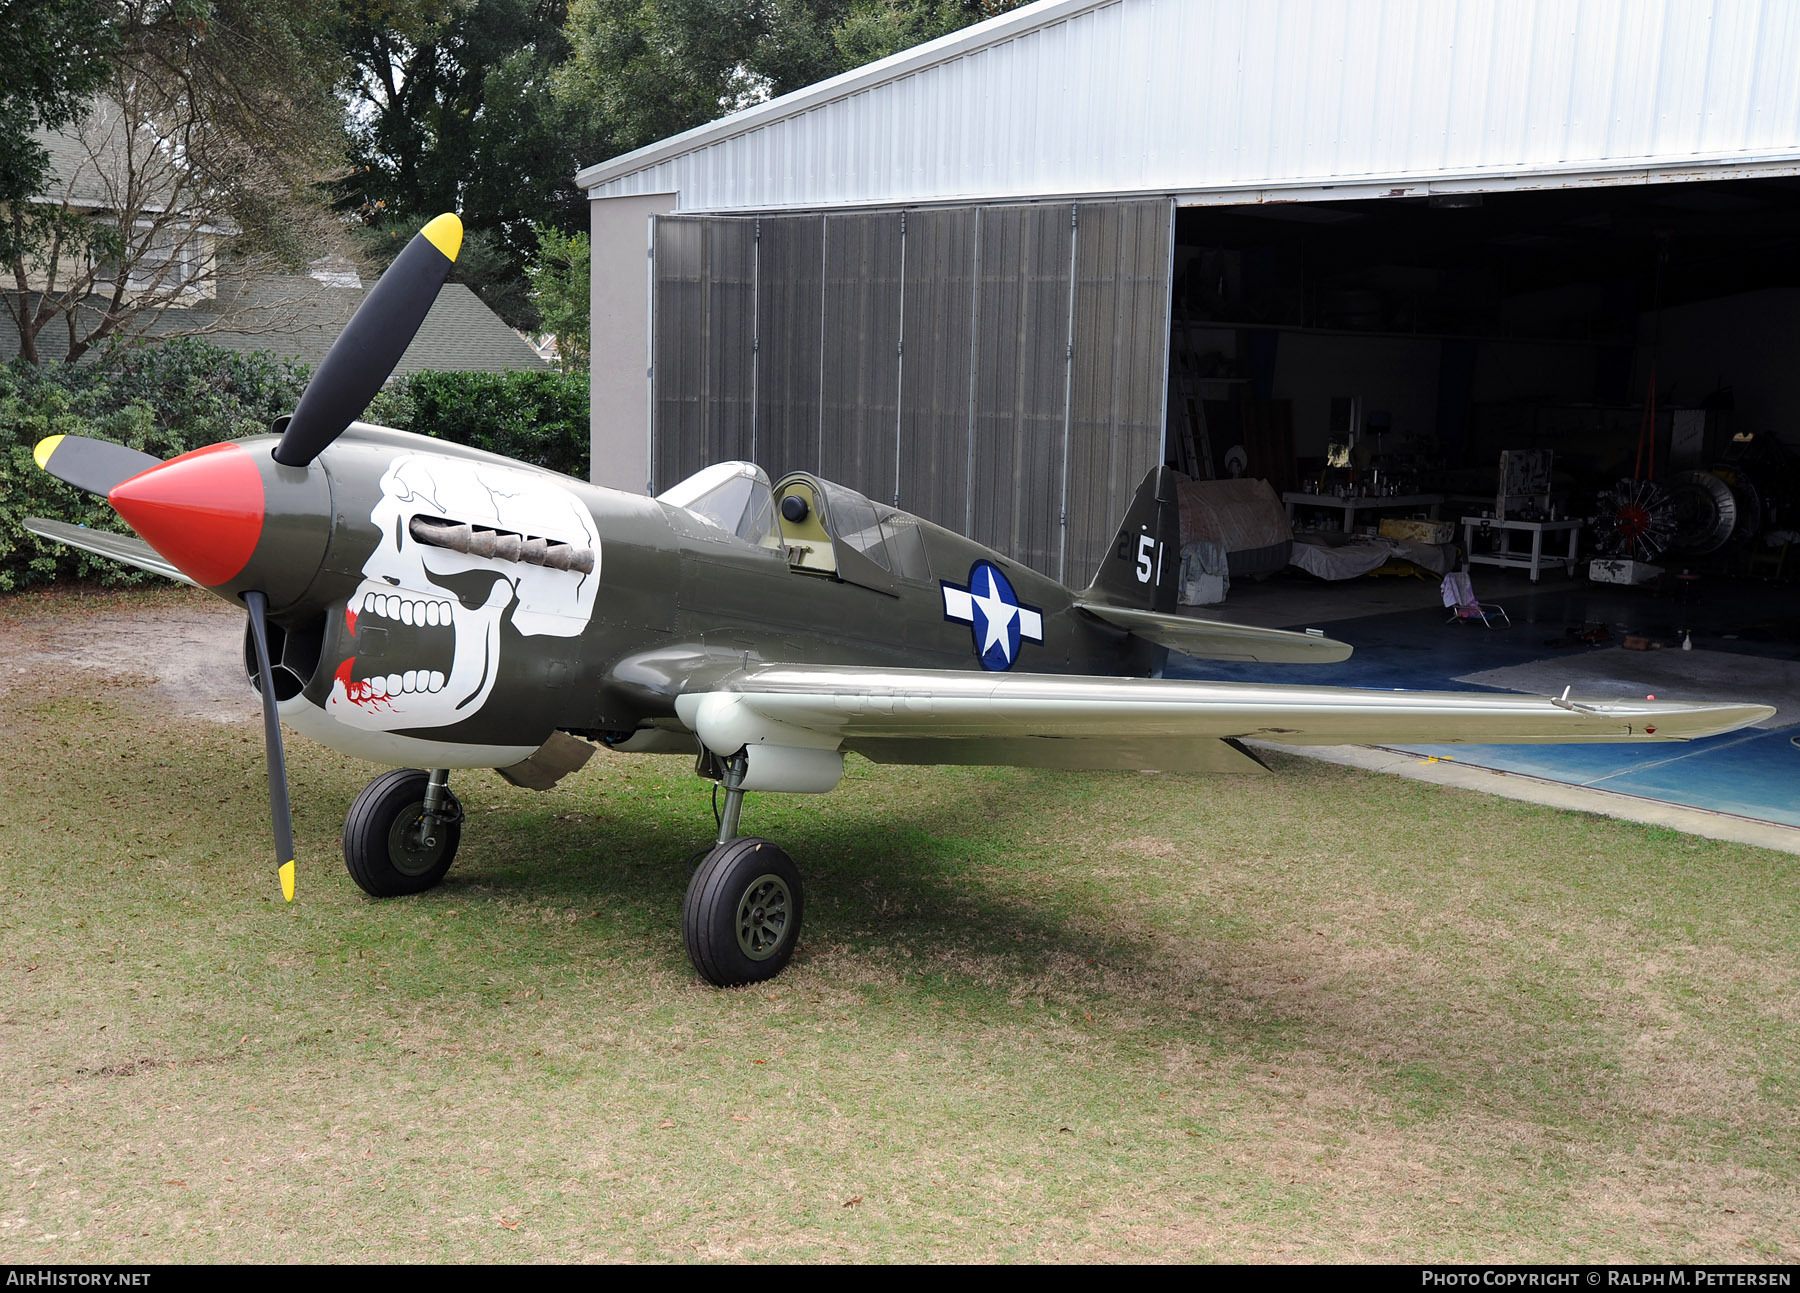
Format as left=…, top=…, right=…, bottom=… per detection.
left=1, top=589, right=1796, bottom=1262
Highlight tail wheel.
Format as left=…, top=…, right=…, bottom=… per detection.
left=343, top=768, right=462, bottom=897
left=682, top=837, right=803, bottom=986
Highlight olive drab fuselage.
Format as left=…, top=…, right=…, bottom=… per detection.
left=264, top=425, right=1159, bottom=760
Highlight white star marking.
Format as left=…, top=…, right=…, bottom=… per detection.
left=943, top=564, right=1043, bottom=670
left=971, top=567, right=1020, bottom=664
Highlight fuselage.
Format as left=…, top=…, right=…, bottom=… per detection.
left=227, top=425, right=1153, bottom=769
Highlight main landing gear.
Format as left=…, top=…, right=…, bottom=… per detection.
left=683, top=751, right=804, bottom=987
left=343, top=767, right=463, bottom=896
left=339, top=755, right=802, bottom=987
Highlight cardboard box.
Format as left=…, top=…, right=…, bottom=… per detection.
left=1378, top=517, right=1455, bottom=545
left=1588, top=558, right=1662, bottom=585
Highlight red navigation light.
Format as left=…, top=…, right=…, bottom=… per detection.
left=109, top=442, right=266, bottom=587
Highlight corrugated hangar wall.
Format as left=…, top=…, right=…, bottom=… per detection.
left=650, top=198, right=1172, bottom=583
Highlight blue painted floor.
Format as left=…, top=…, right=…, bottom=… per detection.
left=1399, top=726, right=1800, bottom=827
left=1167, top=570, right=1800, bottom=827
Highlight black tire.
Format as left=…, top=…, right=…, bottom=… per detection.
left=342, top=769, right=462, bottom=897
left=682, top=837, right=804, bottom=987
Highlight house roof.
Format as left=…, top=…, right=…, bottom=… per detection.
left=16, top=101, right=548, bottom=373
left=389, top=282, right=551, bottom=375
left=36, top=114, right=113, bottom=207
left=0, top=277, right=551, bottom=373
left=31, top=97, right=200, bottom=217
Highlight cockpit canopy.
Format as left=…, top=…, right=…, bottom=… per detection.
left=659, top=460, right=931, bottom=588
left=657, top=461, right=782, bottom=550
left=778, top=474, right=931, bottom=583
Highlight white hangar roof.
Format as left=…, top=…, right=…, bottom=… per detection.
left=575, top=0, right=1800, bottom=213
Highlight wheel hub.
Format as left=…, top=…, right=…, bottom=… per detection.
left=736, top=874, right=792, bottom=961
left=387, top=804, right=452, bottom=877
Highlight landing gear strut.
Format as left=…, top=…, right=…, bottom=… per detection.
left=683, top=751, right=804, bottom=986
left=343, top=767, right=463, bottom=897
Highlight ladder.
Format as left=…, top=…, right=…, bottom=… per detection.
left=1169, top=312, right=1214, bottom=479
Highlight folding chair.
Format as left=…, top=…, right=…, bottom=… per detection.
left=1442, top=569, right=1509, bottom=628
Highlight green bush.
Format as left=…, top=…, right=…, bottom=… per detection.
left=370, top=369, right=589, bottom=478
left=0, top=340, right=309, bottom=591
left=0, top=387, right=156, bottom=590
left=1, top=341, right=589, bottom=592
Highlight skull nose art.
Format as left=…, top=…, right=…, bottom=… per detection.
left=108, top=441, right=266, bottom=587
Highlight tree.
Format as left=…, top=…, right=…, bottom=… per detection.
left=1, top=0, right=353, bottom=363
left=353, top=212, right=536, bottom=331
left=339, top=0, right=604, bottom=328
left=831, top=0, right=1017, bottom=68
left=525, top=221, right=587, bottom=372
left=554, top=0, right=1032, bottom=164
left=555, top=0, right=800, bottom=161
left=0, top=0, right=115, bottom=222
left=336, top=0, right=1025, bottom=330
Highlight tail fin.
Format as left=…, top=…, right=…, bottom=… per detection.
left=1083, top=466, right=1180, bottom=611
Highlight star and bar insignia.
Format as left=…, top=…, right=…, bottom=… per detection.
left=942, top=560, right=1043, bottom=671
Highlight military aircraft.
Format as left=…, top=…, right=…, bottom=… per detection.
left=25, top=214, right=1775, bottom=987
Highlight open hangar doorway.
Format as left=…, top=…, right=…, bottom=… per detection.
left=1161, top=177, right=1800, bottom=830
left=1165, top=178, right=1800, bottom=568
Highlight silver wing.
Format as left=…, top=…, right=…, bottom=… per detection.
left=674, top=664, right=1775, bottom=781
left=23, top=517, right=198, bottom=586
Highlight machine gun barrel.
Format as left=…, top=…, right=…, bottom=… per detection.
left=408, top=515, right=595, bottom=573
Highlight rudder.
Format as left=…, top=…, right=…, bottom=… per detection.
left=1083, top=466, right=1180, bottom=612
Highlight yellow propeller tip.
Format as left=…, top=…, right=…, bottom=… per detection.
left=279, top=859, right=295, bottom=903
left=421, top=213, right=463, bottom=263
left=33, top=434, right=64, bottom=471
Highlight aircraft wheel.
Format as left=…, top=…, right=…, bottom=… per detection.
left=682, top=837, right=804, bottom=986
left=343, top=769, right=462, bottom=897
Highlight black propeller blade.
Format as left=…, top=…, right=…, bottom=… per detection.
left=33, top=434, right=161, bottom=497
left=272, top=213, right=463, bottom=467
left=243, top=590, right=297, bottom=902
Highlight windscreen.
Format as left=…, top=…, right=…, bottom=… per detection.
left=659, top=462, right=782, bottom=549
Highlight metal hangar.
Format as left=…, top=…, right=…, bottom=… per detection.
left=578, top=0, right=1800, bottom=587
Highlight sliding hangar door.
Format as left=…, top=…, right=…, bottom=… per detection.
left=648, top=199, right=1173, bottom=584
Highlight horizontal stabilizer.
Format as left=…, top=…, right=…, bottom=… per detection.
left=32, top=435, right=161, bottom=497
left=1076, top=601, right=1352, bottom=663
left=22, top=517, right=198, bottom=586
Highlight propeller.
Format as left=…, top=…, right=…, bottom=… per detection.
left=31, top=213, right=466, bottom=901
left=33, top=435, right=161, bottom=495
left=273, top=212, right=463, bottom=467
left=244, top=591, right=297, bottom=901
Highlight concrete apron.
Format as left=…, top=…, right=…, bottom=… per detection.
left=1255, top=740, right=1800, bottom=856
